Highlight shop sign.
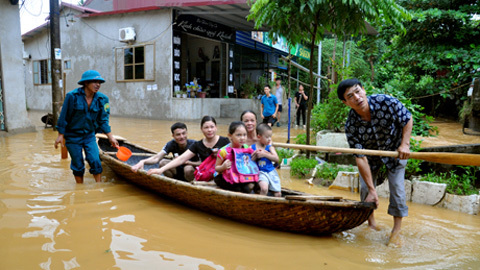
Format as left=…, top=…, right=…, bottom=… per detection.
left=172, top=31, right=182, bottom=94
left=228, top=46, right=234, bottom=93
left=251, top=31, right=311, bottom=61
left=174, top=15, right=235, bottom=43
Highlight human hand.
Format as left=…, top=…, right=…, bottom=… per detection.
left=397, top=144, right=410, bottom=160
left=108, top=136, right=119, bottom=149
left=365, top=189, right=379, bottom=208
left=253, top=149, right=266, bottom=159
left=54, top=134, right=64, bottom=149
left=147, top=168, right=163, bottom=176
left=131, top=162, right=144, bottom=172
left=223, top=160, right=231, bottom=170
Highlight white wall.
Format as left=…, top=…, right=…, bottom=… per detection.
left=0, top=1, right=34, bottom=134
left=23, top=8, right=259, bottom=121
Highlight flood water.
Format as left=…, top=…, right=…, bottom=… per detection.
left=1, top=111, right=479, bottom=269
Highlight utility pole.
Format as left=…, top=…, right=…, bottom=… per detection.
left=50, top=0, right=62, bottom=131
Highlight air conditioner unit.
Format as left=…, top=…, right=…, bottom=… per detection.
left=119, top=27, right=136, bottom=42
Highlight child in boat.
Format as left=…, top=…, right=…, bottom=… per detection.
left=251, top=123, right=281, bottom=197
left=214, top=121, right=257, bottom=193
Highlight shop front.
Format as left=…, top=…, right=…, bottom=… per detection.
left=172, top=15, right=235, bottom=99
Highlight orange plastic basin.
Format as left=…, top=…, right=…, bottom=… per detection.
left=116, top=146, right=132, bottom=161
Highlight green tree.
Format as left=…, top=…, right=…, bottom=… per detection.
left=377, top=0, right=480, bottom=118
left=248, top=0, right=411, bottom=148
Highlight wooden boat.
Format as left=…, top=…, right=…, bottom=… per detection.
left=97, top=136, right=375, bottom=235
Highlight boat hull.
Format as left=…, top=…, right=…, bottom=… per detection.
left=98, top=138, right=375, bottom=235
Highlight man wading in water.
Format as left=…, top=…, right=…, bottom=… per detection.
left=337, top=78, right=413, bottom=246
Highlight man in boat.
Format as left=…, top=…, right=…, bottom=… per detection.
left=54, top=70, right=119, bottom=184
left=337, top=78, right=413, bottom=246
left=131, top=122, right=199, bottom=181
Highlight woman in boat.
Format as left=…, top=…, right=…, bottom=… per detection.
left=240, top=110, right=258, bottom=146
left=214, top=121, right=256, bottom=193
left=146, top=116, right=229, bottom=177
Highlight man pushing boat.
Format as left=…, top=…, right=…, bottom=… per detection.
left=337, top=78, right=413, bottom=246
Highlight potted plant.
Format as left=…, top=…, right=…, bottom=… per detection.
left=197, top=85, right=206, bottom=98
left=175, top=91, right=182, bottom=98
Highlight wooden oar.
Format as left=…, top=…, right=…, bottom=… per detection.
left=273, top=142, right=480, bottom=167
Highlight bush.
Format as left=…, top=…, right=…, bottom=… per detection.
left=311, top=86, right=350, bottom=134
left=294, top=133, right=316, bottom=145
left=405, top=138, right=423, bottom=179
left=315, top=163, right=357, bottom=180
left=276, top=147, right=294, bottom=161
left=418, top=166, right=479, bottom=195
left=290, top=157, right=318, bottom=178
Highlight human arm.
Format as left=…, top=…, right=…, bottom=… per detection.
left=252, top=146, right=279, bottom=163
left=215, top=154, right=231, bottom=173
left=260, top=103, right=265, bottom=119
left=184, top=160, right=201, bottom=167
left=397, top=118, right=413, bottom=160
left=54, top=134, right=64, bottom=149
left=356, top=156, right=378, bottom=207
left=54, top=93, right=73, bottom=149
left=147, top=150, right=195, bottom=175
left=105, top=132, right=119, bottom=148
left=302, top=91, right=308, bottom=101
left=131, top=151, right=166, bottom=172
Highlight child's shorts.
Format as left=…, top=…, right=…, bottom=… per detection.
left=259, top=170, right=281, bottom=192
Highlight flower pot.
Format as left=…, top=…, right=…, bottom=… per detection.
left=197, top=92, right=206, bottom=98
left=182, top=94, right=187, bottom=98
left=176, top=93, right=181, bottom=98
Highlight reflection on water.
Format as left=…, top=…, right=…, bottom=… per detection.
left=110, top=229, right=223, bottom=269
left=0, top=111, right=479, bottom=269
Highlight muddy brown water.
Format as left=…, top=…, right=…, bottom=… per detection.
left=1, top=111, right=479, bottom=269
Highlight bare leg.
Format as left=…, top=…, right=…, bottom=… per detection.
left=74, top=175, right=84, bottom=184
left=93, top=174, right=102, bottom=182
left=184, top=165, right=195, bottom=182
left=388, top=216, right=403, bottom=246
left=258, top=181, right=269, bottom=195
left=273, top=191, right=281, bottom=197
left=159, top=159, right=176, bottom=178
left=367, top=212, right=379, bottom=230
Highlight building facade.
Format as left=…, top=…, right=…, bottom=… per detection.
left=0, top=0, right=34, bottom=134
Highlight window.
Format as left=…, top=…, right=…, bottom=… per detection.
left=64, top=60, right=71, bottom=70
left=115, top=44, right=154, bottom=82
left=33, top=59, right=51, bottom=85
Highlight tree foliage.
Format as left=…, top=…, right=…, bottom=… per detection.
left=248, top=0, right=412, bottom=147
left=376, top=0, right=480, bottom=117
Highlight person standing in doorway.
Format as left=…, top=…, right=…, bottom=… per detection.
left=337, top=78, right=413, bottom=246
left=294, top=84, right=308, bottom=128
left=54, top=70, right=119, bottom=184
left=274, top=77, right=284, bottom=127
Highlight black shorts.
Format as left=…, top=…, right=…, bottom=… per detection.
left=263, top=116, right=277, bottom=125
left=278, top=105, right=283, bottom=112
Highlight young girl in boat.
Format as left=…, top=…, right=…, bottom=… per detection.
left=251, top=123, right=281, bottom=197
left=214, top=121, right=257, bottom=193
left=146, top=116, right=229, bottom=177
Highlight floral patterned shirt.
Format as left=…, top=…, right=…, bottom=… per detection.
left=345, top=94, right=411, bottom=171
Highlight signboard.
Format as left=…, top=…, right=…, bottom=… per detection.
left=174, top=15, right=235, bottom=43
left=228, top=46, right=234, bottom=93
left=172, top=31, right=182, bottom=94
left=251, top=31, right=311, bottom=60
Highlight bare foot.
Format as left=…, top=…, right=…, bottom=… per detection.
left=369, top=224, right=382, bottom=231
left=387, top=230, right=403, bottom=247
